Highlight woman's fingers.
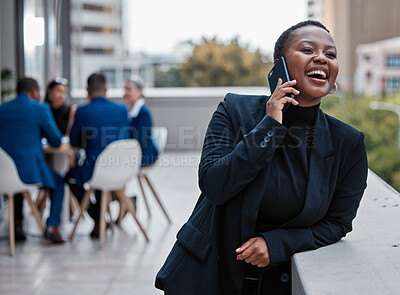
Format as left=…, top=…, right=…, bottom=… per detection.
left=238, top=244, right=257, bottom=260
left=270, top=96, right=299, bottom=108
left=267, top=79, right=299, bottom=123
left=280, top=87, right=300, bottom=97
left=278, top=78, right=296, bottom=87
left=274, top=79, right=298, bottom=92
left=236, top=238, right=256, bottom=254
left=270, top=79, right=299, bottom=101
left=244, top=253, right=257, bottom=264
left=236, top=237, right=270, bottom=267
left=250, top=257, right=264, bottom=266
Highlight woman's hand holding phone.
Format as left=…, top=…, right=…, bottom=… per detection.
left=266, top=78, right=299, bottom=124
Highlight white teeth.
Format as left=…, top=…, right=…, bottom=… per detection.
left=306, top=70, right=327, bottom=78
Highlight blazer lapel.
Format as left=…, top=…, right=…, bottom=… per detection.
left=280, top=109, right=335, bottom=228
left=241, top=165, right=272, bottom=242
left=240, top=96, right=272, bottom=241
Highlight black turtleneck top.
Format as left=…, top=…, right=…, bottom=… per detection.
left=50, top=104, right=71, bottom=135
left=245, top=103, right=320, bottom=278
left=255, top=103, right=320, bottom=233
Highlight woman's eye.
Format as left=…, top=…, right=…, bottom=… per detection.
left=326, top=52, right=337, bottom=58
left=301, top=48, right=313, bottom=54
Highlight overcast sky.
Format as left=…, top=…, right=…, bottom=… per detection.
left=126, top=0, right=308, bottom=57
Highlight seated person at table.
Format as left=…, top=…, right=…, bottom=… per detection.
left=44, top=77, right=76, bottom=136
left=65, top=72, right=129, bottom=238
left=124, top=79, right=158, bottom=166
left=0, top=77, right=65, bottom=243
left=44, top=78, right=78, bottom=169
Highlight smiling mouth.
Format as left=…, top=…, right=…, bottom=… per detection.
left=305, top=70, right=327, bottom=80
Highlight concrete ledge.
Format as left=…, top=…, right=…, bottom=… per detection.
left=292, top=170, right=400, bottom=295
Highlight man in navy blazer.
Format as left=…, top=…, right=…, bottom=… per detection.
left=0, top=77, right=66, bottom=243
left=65, top=72, right=129, bottom=237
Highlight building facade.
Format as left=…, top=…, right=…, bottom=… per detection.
left=0, top=0, right=181, bottom=101
left=69, top=0, right=184, bottom=90
left=70, top=0, right=128, bottom=89
left=355, top=37, right=400, bottom=97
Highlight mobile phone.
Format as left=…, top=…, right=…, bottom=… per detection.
left=267, top=56, right=295, bottom=112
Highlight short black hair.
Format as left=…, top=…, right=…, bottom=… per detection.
left=273, top=20, right=330, bottom=61
left=16, top=77, right=39, bottom=94
left=87, top=72, right=106, bottom=93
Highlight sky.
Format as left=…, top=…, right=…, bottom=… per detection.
left=126, top=0, right=308, bottom=57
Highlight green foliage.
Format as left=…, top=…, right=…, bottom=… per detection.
left=155, top=64, right=188, bottom=87
left=321, top=93, right=400, bottom=191
left=180, top=37, right=271, bottom=87
left=1, top=68, right=15, bottom=103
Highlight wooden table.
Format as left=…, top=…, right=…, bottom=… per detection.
left=42, top=139, right=91, bottom=236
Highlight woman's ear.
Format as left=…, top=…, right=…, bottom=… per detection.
left=273, top=59, right=279, bottom=65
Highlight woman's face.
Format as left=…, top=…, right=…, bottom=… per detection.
left=283, top=25, right=339, bottom=106
left=48, top=84, right=67, bottom=108
left=124, top=81, right=142, bottom=106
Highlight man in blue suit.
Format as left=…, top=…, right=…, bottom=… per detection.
left=0, top=77, right=65, bottom=243
left=65, top=72, right=129, bottom=237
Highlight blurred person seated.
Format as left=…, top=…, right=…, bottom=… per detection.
left=124, top=79, right=158, bottom=166
left=65, top=72, right=129, bottom=238
left=44, top=77, right=77, bottom=136
left=0, top=77, right=66, bottom=243
left=44, top=78, right=79, bottom=170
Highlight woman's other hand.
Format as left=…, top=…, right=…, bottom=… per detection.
left=70, top=104, right=77, bottom=119
left=266, top=78, right=299, bottom=123
left=236, top=237, right=270, bottom=268
left=65, top=104, right=77, bottom=137
left=68, top=104, right=77, bottom=126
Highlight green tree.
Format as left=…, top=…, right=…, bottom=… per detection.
left=1, top=68, right=15, bottom=103
left=181, top=37, right=271, bottom=87
left=154, top=64, right=188, bottom=87
left=321, top=93, right=400, bottom=191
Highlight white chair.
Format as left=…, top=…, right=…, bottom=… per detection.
left=137, top=127, right=171, bottom=223
left=0, top=148, right=45, bottom=256
left=69, top=139, right=149, bottom=248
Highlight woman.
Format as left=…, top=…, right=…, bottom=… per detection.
left=45, top=78, right=76, bottom=136
left=124, top=79, right=158, bottom=166
left=156, top=20, right=368, bottom=295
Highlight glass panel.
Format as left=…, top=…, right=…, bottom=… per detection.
left=385, top=77, right=400, bottom=95
left=23, top=0, right=45, bottom=94
left=23, top=0, right=68, bottom=100
left=386, top=55, right=400, bottom=68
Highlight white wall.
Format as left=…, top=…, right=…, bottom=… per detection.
left=71, top=86, right=269, bottom=150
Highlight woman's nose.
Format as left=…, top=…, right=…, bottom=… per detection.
left=313, top=52, right=328, bottom=63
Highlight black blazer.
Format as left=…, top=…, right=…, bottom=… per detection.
left=156, top=93, right=368, bottom=295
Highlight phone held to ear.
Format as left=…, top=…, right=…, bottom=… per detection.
left=267, top=56, right=295, bottom=113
